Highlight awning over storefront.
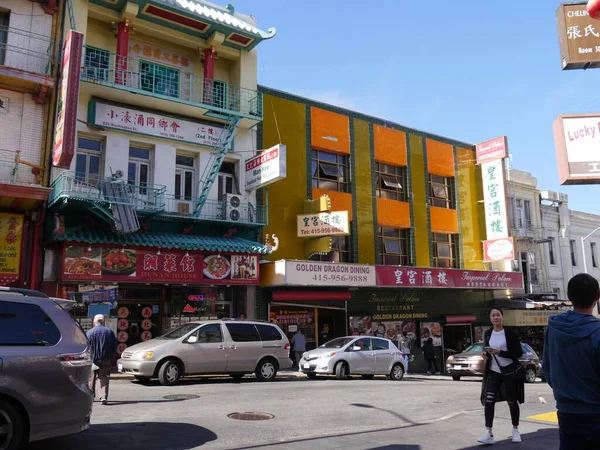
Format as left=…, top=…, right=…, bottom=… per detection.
left=272, top=291, right=351, bottom=301
left=444, top=314, right=477, bottom=324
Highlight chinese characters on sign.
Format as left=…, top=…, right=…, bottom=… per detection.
left=0, top=214, right=23, bottom=286
left=553, top=114, right=600, bottom=184
left=481, top=159, right=509, bottom=240
left=296, top=211, right=350, bottom=237
left=502, top=310, right=564, bottom=327
left=245, top=144, right=287, bottom=191
left=556, top=3, right=600, bottom=70
left=130, top=42, right=191, bottom=69
left=91, top=101, right=226, bottom=148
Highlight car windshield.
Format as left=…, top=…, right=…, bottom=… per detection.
left=320, top=337, right=355, bottom=349
left=463, top=343, right=484, bottom=353
left=156, top=323, right=201, bottom=339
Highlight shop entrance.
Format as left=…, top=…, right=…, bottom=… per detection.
left=443, top=324, right=473, bottom=355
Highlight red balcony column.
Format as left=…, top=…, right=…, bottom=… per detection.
left=115, top=20, right=130, bottom=85
left=202, top=46, right=216, bottom=105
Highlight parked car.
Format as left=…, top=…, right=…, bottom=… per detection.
left=299, top=336, right=407, bottom=380
left=117, top=320, right=292, bottom=385
left=445, top=342, right=541, bottom=383
left=0, top=288, right=93, bottom=450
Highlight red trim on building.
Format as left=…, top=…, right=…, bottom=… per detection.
left=444, top=315, right=477, bottom=324
left=115, top=21, right=130, bottom=86
left=228, top=33, right=252, bottom=45
left=272, top=291, right=351, bottom=301
left=145, top=6, right=209, bottom=32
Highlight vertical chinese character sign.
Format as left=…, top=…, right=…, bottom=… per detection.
left=0, top=214, right=24, bottom=285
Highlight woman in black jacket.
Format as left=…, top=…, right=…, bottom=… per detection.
left=478, top=307, right=524, bottom=445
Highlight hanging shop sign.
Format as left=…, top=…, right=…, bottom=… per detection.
left=554, top=113, right=600, bottom=184
left=483, top=237, right=515, bottom=262
left=88, top=100, right=226, bottom=148
left=0, top=213, right=23, bottom=286
left=61, top=245, right=259, bottom=284
left=376, top=266, right=523, bottom=290
left=297, top=211, right=350, bottom=237
left=245, top=144, right=287, bottom=191
left=53, top=30, right=84, bottom=168
left=481, top=158, right=510, bottom=240
left=503, top=310, right=562, bottom=327
left=475, top=136, right=508, bottom=165
left=270, top=260, right=376, bottom=287
left=556, top=2, right=600, bottom=70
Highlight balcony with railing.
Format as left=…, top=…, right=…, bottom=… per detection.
left=0, top=25, right=53, bottom=87
left=80, top=46, right=262, bottom=121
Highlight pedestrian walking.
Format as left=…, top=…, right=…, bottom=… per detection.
left=422, top=337, right=438, bottom=375
left=478, top=307, right=524, bottom=445
left=398, top=331, right=412, bottom=373
left=543, top=273, right=600, bottom=450
left=87, top=314, right=117, bottom=405
left=291, top=328, right=306, bottom=367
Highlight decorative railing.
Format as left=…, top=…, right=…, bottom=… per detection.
left=0, top=25, right=53, bottom=75
left=49, top=171, right=166, bottom=213
left=164, top=194, right=267, bottom=226
left=80, top=46, right=263, bottom=119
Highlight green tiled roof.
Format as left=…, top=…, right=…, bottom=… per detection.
left=55, top=227, right=269, bottom=254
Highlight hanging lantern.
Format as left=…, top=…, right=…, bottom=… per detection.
left=588, top=0, right=600, bottom=20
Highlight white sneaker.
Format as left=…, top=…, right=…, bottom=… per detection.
left=477, top=430, right=495, bottom=445
left=512, top=428, right=521, bottom=443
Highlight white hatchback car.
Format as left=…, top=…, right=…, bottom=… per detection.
left=299, top=336, right=407, bottom=380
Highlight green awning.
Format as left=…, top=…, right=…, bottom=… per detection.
left=54, top=226, right=269, bottom=254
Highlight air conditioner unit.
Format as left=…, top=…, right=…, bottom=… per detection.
left=540, top=190, right=560, bottom=202
left=223, top=193, right=250, bottom=222
left=177, top=202, right=190, bottom=215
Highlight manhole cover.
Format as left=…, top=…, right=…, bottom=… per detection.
left=162, top=394, right=200, bottom=400
left=228, top=412, right=274, bottom=421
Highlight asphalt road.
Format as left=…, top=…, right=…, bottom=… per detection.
left=27, top=374, right=560, bottom=450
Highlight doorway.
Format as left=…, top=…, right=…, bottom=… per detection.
left=443, top=324, right=473, bottom=354
left=316, top=309, right=346, bottom=346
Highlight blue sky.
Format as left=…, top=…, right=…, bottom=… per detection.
left=231, top=0, right=600, bottom=214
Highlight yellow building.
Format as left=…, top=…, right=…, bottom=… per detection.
left=257, top=87, right=524, bottom=371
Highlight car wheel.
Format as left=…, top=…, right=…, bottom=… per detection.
left=158, top=360, right=182, bottom=386
left=525, top=367, right=537, bottom=383
left=390, top=363, right=405, bottom=381
left=255, top=358, right=278, bottom=382
left=133, top=376, right=151, bottom=383
left=452, top=375, right=461, bottom=381
left=0, top=400, right=24, bottom=450
left=306, top=373, right=317, bottom=379
left=361, top=375, right=375, bottom=380
left=335, top=362, right=348, bottom=380
left=230, top=373, right=245, bottom=381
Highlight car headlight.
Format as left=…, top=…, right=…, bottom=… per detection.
left=468, top=356, right=484, bottom=361
left=137, top=351, right=154, bottom=360
left=447, top=355, right=454, bottom=362
left=318, top=352, right=336, bottom=359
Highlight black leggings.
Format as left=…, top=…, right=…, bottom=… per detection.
left=427, top=358, right=437, bottom=373
left=485, top=370, right=520, bottom=428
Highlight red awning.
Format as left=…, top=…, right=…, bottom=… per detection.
left=444, top=314, right=477, bottom=324
left=272, top=291, right=351, bottom=302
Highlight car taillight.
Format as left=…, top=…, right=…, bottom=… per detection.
left=284, top=343, right=290, bottom=351
left=58, top=348, right=92, bottom=367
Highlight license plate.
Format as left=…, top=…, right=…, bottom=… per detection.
left=117, top=363, right=123, bottom=372
left=303, top=363, right=310, bottom=369
left=454, top=365, right=462, bottom=370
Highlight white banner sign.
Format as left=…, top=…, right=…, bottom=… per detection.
left=276, top=260, right=376, bottom=287
left=481, top=159, right=509, bottom=240
left=245, top=144, right=287, bottom=191
left=297, top=211, right=350, bottom=237
left=92, top=101, right=225, bottom=147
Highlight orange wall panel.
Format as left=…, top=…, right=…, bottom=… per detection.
left=426, top=139, right=455, bottom=177
left=374, top=125, right=407, bottom=166
left=312, top=188, right=353, bottom=217
left=430, top=206, right=459, bottom=233
left=310, top=107, right=350, bottom=155
left=376, top=198, right=411, bottom=228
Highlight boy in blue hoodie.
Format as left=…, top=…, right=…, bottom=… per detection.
left=543, top=273, right=600, bottom=450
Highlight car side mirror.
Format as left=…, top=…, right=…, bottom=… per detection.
left=352, top=346, right=361, bottom=351
left=186, top=336, right=198, bottom=344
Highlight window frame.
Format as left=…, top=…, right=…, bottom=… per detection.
left=570, top=239, right=578, bottom=267
left=592, top=242, right=598, bottom=268
left=548, top=237, right=556, bottom=266
left=175, top=154, right=195, bottom=201
left=523, top=200, right=532, bottom=229
left=139, top=59, right=180, bottom=98
left=432, top=233, right=459, bottom=268
left=378, top=227, right=410, bottom=266
left=75, top=136, right=103, bottom=183
left=83, top=46, right=110, bottom=81
left=311, top=150, right=349, bottom=193
left=428, top=174, right=455, bottom=209
left=375, top=163, right=407, bottom=201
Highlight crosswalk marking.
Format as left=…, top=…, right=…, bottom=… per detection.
left=527, top=411, right=558, bottom=423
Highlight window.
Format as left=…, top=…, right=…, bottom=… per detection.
left=256, top=324, right=283, bottom=341
left=523, top=200, right=532, bottom=228
left=433, top=233, right=459, bottom=268
left=0, top=11, right=10, bottom=65
left=75, top=137, right=103, bottom=182
left=548, top=237, right=556, bottom=265
left=373, top=338, right=390, bottom=351
left=128, top=145, right=152, bottom=194
left=175, top=154, right=195, bottom=201
left=194, top=324, right=223, bottom=343
left=592, top=242, right=598, bottom=268
left=570, top=240, right=578, bottom=267
left=225, top=323, right=260, bottom=342
left=311, top=150, right=349, bottom=192
left=217, top=162, right=240, bottom=199
left=213, top=79, right=227, bottom=109
left=83, top=46, right=110, bottom=81
left=0, top=301, right=61, bottom=346
left=349, top=338, right=372, bottom=351
left=309, top=236, right=350, bottom=263
left=375, top=163, right=407, bottom=201
left=140, top=61, right=180, bottom=98
left=379, top=227, right=410, bottom=266
left=513, top=199, right=524, bottom=228
left=429, top=175, right=454, bottom=208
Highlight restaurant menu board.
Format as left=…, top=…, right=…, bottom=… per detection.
left=420, top=322, right=442, bottom=346
left=62, top=246, right=259, bottom=284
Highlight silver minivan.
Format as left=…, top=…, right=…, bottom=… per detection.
left=117, top=320, right=293, bottom=385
